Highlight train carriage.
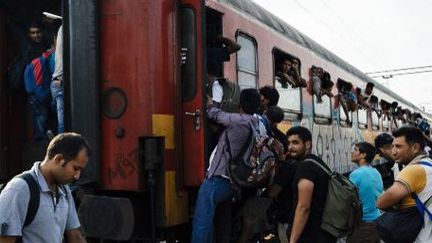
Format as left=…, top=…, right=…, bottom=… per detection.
left=0, top=0, right=430, bottom=241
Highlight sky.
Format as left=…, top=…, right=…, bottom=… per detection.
left=252, top=0, right=432, bottom=113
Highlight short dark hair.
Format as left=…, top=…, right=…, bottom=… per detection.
left=27, top=19, right=44, bottom=30
left=366, top=82, right=375, bottom=88
left=47, top=132, right=91, bottom=162
left=266, top=106, right=284, bottom=123
left=392, top=126, right=425, bottom=150
left=286, top=126, right=312, bottom=143
left=374, top=133, right=393, bottom=149
left=259, top=86, right=280, bottom=107
left=355, top=142, right=376, bottom=163
left=240, top=88, right=261, bottom=115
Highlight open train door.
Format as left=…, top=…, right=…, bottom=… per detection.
left=0, top=10, right=6, bottom=180
left=179, top=0, right=206, bottom=186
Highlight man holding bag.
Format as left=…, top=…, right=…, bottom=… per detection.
left=377, top=126, right=432, bottom=243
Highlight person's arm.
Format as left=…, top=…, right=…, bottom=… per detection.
left=65, top=228, right=87, bottom=243
left=216, top=36, right=241, bottom=54
left=0, top=236, right=17, bottom=243
left=207, top=101, right=249, bottom=127
left=289, top=178, right=314, bottom=243
left=377, top=181, right=409, bottom=210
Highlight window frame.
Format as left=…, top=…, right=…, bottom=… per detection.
left=272, top=47, right=303, bottom=120
left=339, top=106, right=352, bottom=127
left=235, top=31, right=258, bottom=89
left=357, top=108, right=368, bottom=130
left=371, top=110, right=380, bottom=131
left=313, top=95, right=332, bottom=124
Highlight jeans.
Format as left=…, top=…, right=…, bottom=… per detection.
left=192, top=176, right=234, bottom=243
left=28, top=95, right=49, bottom=141
left=50, top=80, right=64, bottom=133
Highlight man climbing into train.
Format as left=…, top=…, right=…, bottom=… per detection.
left=191, top=88, right=261, bottom=243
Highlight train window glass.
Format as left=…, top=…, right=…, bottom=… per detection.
left=180, top=7, right=197, bottom=101
left=276, top=82, right=301, bottom=116
left=313, top=95, right=331, bottom=123
left=236, top=33, right=257, bottom=89
left=339, top=106, right=351, bottom=127
left=371, top=111, right=379, bottom=130
left=272, top=49, right=302, bottom=118
left=358, top=108, right=368, bottom=129
left=382, top=116, right=390, bottom=131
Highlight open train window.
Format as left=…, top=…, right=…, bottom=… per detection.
left=313, top=95, right=332, bottom=124
left=358, top=108, right=368, bottom=129
left=236, top=32, right=257, bottom=89
left=272, top=48, right=302, bottom=120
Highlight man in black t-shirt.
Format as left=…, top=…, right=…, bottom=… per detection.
left=286, top=126, right=336, bottom=243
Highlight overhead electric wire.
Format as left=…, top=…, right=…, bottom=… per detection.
left=370, top=69, right=432, bottom=78
left=366, top=65, right=432, bottom=75
left=291, top=0, right=381, bottom=68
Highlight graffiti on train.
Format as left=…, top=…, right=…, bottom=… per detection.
left=300, top=117, right=360, bottom=174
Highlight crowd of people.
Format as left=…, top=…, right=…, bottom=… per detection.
left=8, top=16, right=64, bottom=141
left=1, top=27, right=432, bottom=243
left=193, top=35, right=432, bottom=243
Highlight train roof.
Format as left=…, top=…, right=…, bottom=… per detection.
left=217, top=0, right=429, bottom=116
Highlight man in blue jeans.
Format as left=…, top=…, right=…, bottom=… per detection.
left=191, top=88, right=261, bottom=243
left=51, top=25, right=64, bottom=134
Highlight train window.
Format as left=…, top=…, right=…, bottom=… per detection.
left=273, top=49, right=302, bottom=118
left=382, top=116, right=390, bottom=131
left=180, top=7, right=197, bottom=101
left=339, top=106, right=352, bottom=127
left=371, top=110, right=379, bottom=130
left=236, top=33, right=257, bottom=89
left=310, top=67, right=334, bottom=104
left=358, top=108, right=368, bottom=129
left=313, top=95, right=331, bottom=124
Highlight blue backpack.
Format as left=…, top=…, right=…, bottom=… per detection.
left=23, top=49, right=55, bottom=103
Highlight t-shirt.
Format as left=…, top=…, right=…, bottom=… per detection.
left=290, top=154, right=330, bottom=237
left=349, top=165, right=383, bottom=221
left=273, top=159, right=299, bottom=222
left=395, top=155, right=432, bottom=242
left=211, top=80, right=223, bottom=103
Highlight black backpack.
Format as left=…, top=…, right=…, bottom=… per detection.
left=0, top=172, right=40, bottom=228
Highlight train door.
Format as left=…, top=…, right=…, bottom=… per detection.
left=180, top=0, right=206, bottom=186
left=0, top=10, right=6, bottom=181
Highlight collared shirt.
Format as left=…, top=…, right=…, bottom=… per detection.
left=395, top=153, right=432, bottom=242
left=206, top=104, right=258, bottom=179
left=396, top=153, right=432, bottom=208
left=0, top=162, right=80, bottom=243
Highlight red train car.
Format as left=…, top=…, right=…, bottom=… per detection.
left=1, top=0, right=430, bottom=241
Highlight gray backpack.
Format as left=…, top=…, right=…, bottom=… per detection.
left=304, top=159, right=362, bottom=238
left=208, top=78, right=241, bottom=113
